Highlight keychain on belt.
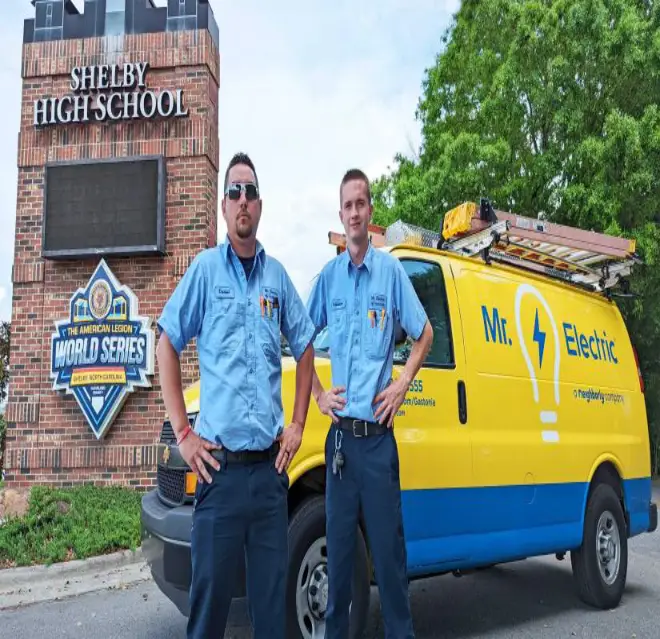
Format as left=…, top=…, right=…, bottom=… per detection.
left=332, top=429, right=345, bottom=479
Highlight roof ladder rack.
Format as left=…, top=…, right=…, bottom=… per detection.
left=326, top=199, right=641, bottom=295
left=438, top=200, right=641, bottom=294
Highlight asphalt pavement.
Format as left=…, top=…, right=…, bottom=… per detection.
left=1, top=527, right=658, bottom=639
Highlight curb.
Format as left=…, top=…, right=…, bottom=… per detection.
left=0, top=546, right=149, bottom=610
left=0, top=547, right=143, bottom=589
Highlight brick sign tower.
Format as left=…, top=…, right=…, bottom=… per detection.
left=4, top=0, right=220, bottom=489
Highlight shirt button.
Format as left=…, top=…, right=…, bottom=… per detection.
left=249, top=332, right=253, bottom=338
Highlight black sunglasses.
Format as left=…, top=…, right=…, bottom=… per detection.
left=226, top=182, right=259, bottom=201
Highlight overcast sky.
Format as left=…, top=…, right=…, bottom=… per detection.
left=0, top=0, right=459, bottom=323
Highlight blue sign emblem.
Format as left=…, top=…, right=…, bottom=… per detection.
left=49, top=259, right=155, bottom=439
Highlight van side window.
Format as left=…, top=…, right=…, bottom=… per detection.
left=394, top=259, right=454, bottom=367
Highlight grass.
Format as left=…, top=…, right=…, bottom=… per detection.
left=0, top=484, right=143, bottom=568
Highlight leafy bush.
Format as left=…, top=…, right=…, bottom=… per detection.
left=0, top=484, right=143, bottom=567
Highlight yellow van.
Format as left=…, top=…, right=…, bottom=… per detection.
left=141, top=200, right=657, bottom=638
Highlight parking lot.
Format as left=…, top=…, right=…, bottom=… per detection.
left=2, top=490, right=658, bottom=639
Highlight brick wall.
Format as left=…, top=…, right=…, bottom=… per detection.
left=3, top=29, right=219, bottom=489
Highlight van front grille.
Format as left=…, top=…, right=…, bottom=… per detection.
left=156, top=415, right=197, bottom=507
left=157, top=466, right=186, bottom=506
left=159, top=415, right=196, bottom=444
left=160, top=420, right=175, bottom=443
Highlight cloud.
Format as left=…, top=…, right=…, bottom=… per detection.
left=0, top=4, right=25, bottom=324
left=216, top=0, right=460, bottom=297
left=219, top=61, right=426, bottom=299
left=0, top=0, right=460, bottom=321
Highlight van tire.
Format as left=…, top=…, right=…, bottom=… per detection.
left=570, top=482, right=628, bottom=609
left=286, top=495, right=371, bottom=639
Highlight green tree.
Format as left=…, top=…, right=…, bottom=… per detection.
left=372, top=0, right=660, bottom=473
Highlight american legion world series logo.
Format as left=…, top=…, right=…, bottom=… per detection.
left=50, top=260, right=155, bottom=439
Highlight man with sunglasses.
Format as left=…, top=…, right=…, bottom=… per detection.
left=156, top=152, right=316, bottom=639
left=306, top=168, right=433, bottom=639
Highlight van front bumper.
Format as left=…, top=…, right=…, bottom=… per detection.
left=140, top=489, right=247, bottom=617
left=141, top=489, right=193, bottom=616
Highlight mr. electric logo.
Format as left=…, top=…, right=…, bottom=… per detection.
left=49, top=260, right=155, bottom=439
left=481, top=300, right=619, bottom=367
left=481, top=283, right=621, bottom=431
left=532, top=308, right=546, bottom=369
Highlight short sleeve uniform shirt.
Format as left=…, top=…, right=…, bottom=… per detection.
left=306, top=243, right=428, bottom=423
left=158, top=239, right=315, bottom=452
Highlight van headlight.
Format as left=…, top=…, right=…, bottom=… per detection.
left=184, top=412, right=200, bottom=495
left=185, top=471, right=197, bottom=495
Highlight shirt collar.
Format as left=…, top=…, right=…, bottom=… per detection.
left=221, top=236, right=266, bottom=267
left=344, top=240, right=374, bottom=273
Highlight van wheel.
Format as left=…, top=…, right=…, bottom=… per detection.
left=570, top=482, right=628, bottom=609
left=286, top=495, right=370, bottom=639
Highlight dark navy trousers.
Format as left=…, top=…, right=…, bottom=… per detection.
left=187, top=453, right=289, bottom=639
left=324, top=424, right=414, bottom=639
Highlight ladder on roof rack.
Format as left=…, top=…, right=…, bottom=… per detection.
left=436, top=200, right=641, bottom=293
left=328, top=200, right=641, bottom=294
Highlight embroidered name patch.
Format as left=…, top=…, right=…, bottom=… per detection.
left=332, top=298, right=346, bottom=310
left=215, top=286, right=234, bottom=299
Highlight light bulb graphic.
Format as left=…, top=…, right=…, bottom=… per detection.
left=514, top=283, right=561, bottom=434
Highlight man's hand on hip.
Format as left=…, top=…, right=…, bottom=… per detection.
left=179, top=431, right=222, bottom=483
left=276, top=422, right=304, bottom=473
left=373, top=376, right=408, bottom=428
left=316, top=386, right=346, bottom=423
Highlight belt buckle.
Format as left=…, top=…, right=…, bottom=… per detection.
left=352, top=420, right=368, bottom=438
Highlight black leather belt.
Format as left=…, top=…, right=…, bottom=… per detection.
left=337, top=417, right=388, bottom=437
left=210, top=441, right=279, bottom=464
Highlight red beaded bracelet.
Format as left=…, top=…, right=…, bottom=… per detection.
left=176, top=425, right=192, bottom=445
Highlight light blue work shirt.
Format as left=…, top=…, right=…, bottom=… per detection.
left=157, top=238, right=315, bottom=451
left=306, top=242, right=428, bottom=423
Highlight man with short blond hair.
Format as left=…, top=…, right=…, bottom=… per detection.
left=307, top=167, right=433, bottom=639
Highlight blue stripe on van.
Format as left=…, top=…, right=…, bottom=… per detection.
left=400, top=477, right=652, bottom=576
left=625, top=477, right=653, bottom=536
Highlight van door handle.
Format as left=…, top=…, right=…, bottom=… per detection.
left=457, top=380, right=467, bottom=424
